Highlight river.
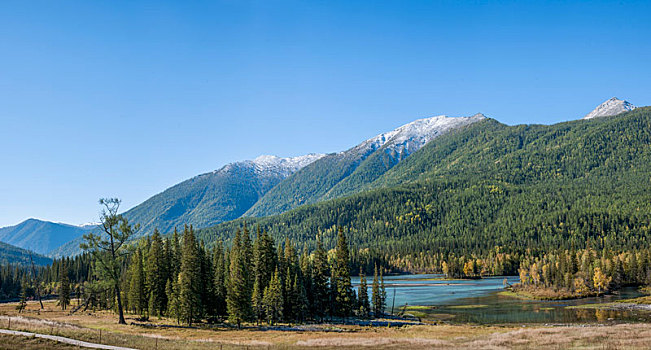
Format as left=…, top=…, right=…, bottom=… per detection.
left=351, top=274, right=651, bottom=324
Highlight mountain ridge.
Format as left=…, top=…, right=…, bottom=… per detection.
left=245, top=113, right=486, bottom=217
left=583, top=97, right=636, bottom=119
left=6, top=98, right=643, bottom=257
left=0, top=218, right=93, bottom=256
left=196, top=106, right=651, bottom=256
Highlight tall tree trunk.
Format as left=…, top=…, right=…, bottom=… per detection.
left=116, top=282, right=126, bottom=324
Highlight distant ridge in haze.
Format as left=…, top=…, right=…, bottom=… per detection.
left=0, top=218, right=93, bottom=256
left=0, top=240, right=53, bottom=266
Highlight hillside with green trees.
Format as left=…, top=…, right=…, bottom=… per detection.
left=122, top=161, right=300, bottom=236
left=245, top=114, right=485, bottom=217
left=0, top=241, right=52, bottom=266
left=196, top=108, right=651, bottom=274
left=0, top=218, right=93, bottom=256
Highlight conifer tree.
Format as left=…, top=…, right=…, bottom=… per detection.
left=227, top=227, right=253, bottom=327
left=146, top=230, right=167, bottom=317
left=252, top=227, right=275, bottom=324
left=372, top=264, right=384, bottom=317
left=299, top=247, right=313, bottom=319
left=59, top=261, right=71, bottom=310
left=292, top=273, right=308, bottom=322
left=333, top=227, right=354, bottom=317
left=166, top=277, right=181, bottom=324
left=17, top=280, right=27, bottom=313
left=198, top=241, right=213, bottom=319
left=284, top=265, right=296, bottom=321
left=357, top=267, right=369, bottom=318
left=80, top=198, right=137, bottom=324
left=171, top=228, right=181, bottom=279
left=179, top=225, right=202, bottom=325
left=212, top=242, right=227, bottom=317
left=312, top=235, right=329, bottom=321
left=380, top=267, right=387, bottom=314
left=262, top=268, right=283, bottom=325
left=127, top=248, right=147, bottom=318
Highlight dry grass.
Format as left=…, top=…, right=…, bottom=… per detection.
left=505, top=285, right=598, bottom=300
left=2, top=300, right=651, bottom=349
left=0, top=333, right=80, bottom=349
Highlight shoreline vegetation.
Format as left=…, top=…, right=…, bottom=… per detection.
left=4, top=300, right=651, bottom=349
left=500, top=285, right=604, bottom=301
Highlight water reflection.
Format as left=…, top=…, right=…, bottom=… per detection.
left=351, top=274, right=651, bottom=324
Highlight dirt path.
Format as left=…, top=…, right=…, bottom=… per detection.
left=0, top=329, right=138, bottom=350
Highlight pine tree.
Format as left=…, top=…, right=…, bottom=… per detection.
left=292, top=274, right=308, bottom=322
left=179, top=225, right=202, bottom=325
left=299, top=246, right=313, bottom=320
left=372, top=264, right=384, bottom=317
left=166, top=277, right=181, bottom=324
left=127, top=248, right=147, bottom=318
left=333, top=227, right=354, bottom=317
left=380, top=267, right=387, bottom=315
left=171, top=228, right=181, bottom=279
left=212, top=242, right=227, bottom=317
left=252, top=227, right=275, bottom=324
left=16, top=280, right=27, bottom=313
left=80, top=198, right=137, bottom=324
left=198, top=241, right=213, bottom=319
left=357, top=267, right=369, bottom=318
left=312, top=234, right=329, bottom=321
left=146, top=230, right=167, bottom=317
left=262, top=268, right=283, bottom=325
left=227, top=226, right=253, bottom=327
left=59, top=261, right=71, bottom=310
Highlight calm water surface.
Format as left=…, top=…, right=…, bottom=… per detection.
left=351, top=274, right=651, bottom=324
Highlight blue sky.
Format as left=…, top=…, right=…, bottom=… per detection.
left=0, top=0, right=649, bottom=227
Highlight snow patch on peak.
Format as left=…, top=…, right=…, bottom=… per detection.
left=583, top=97, right=636, bottom=120
left=251, top=153, right=325, bottom=175
left=353, top=113, right=486, bottom=157
left=210, top=154, right=324, bottom=178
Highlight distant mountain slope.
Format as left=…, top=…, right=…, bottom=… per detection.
left=245, top=114, right=485, bottom=217
left=0, top=219, right=93, bottom=256
left=583, top=97, right=636, bottom=119
left=122, top=154, right=324, bottom=236
left=197, top=107, right=651, bottom=255
left=0, top=241, right=52, bottom=266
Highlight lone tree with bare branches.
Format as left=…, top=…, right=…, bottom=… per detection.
left=80, top=198, right=138, bottom=324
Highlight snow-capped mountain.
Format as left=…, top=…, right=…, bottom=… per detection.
left=355, top=113, right=486, bottom=158
left=113, top=153, right=323, bottom=238
left=583, top=97, right=636, bottom=119
left=249, top=154, right=326, bottom=177
left=246, top=113, right=486, bottom=217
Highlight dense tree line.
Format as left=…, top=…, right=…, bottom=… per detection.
left=119, top=224, right=387, bottom=325
left=0, top=253, right=91, bottom=302
left=515, top=248, right=651, bottom=297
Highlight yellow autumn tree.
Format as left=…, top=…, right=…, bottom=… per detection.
left=593, top=267, right=612, bottom=294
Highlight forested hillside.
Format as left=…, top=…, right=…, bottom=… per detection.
left=123, top=155, right=324, bottom=236
left=0, top=241, right=52, bottom=266
left=198, top=108, right=651, bottom=272
left=246, top=114, right=484, bottom=217
left=0, top=218, right=92, bottom=255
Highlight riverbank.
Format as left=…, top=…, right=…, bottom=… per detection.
left=4, top=300, right=651, bottom=349
left=500, top=285, right=602, bottom=300
left=566, top=295, right=651, bottom=312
